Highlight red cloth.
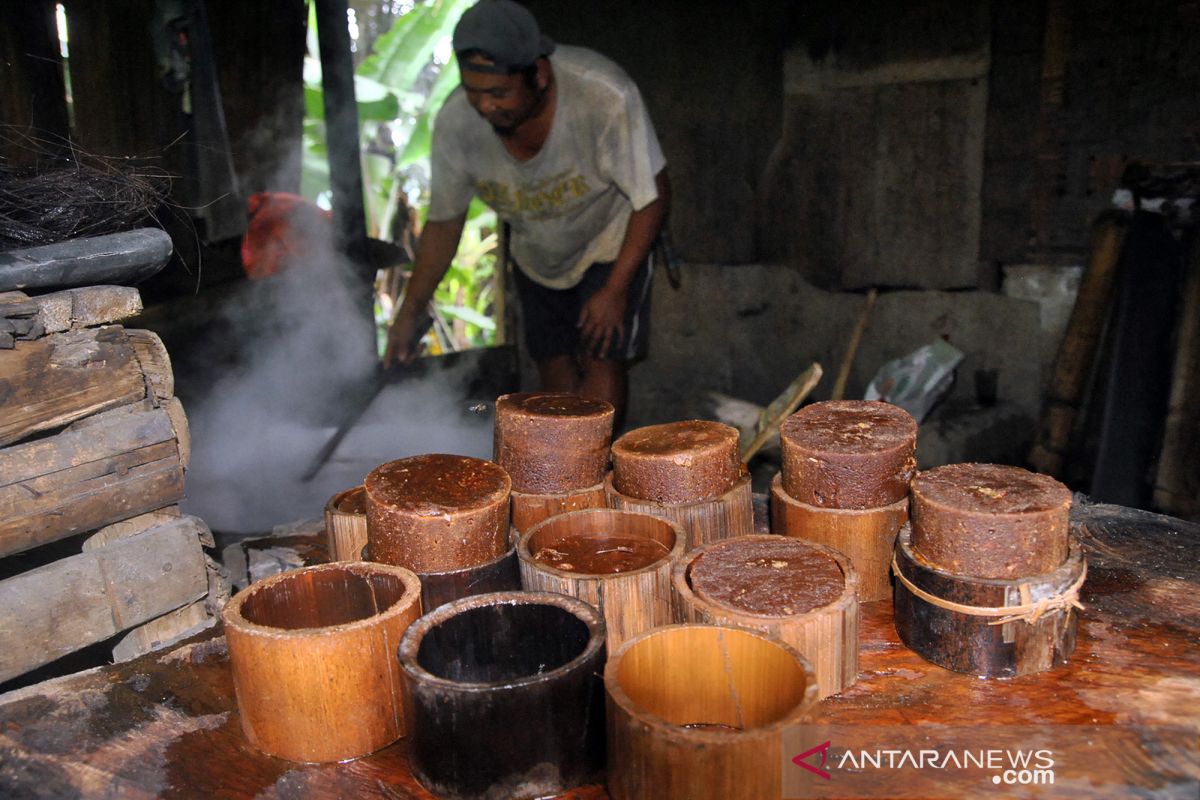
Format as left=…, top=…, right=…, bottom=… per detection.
left=240, top=192, right=332, bottom=279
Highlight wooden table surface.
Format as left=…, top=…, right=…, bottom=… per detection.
left=0, top=500, right=1197, bottom=798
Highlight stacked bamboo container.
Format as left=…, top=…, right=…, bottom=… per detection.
left=0, top=282, right=222, bottom=683
left=606, top=420, right=753, bottom=551
left=364, top=453, right=520, bottom=610
left=771, top=400, right=917, bottom=601
left=893, top=462, right=1084, bottom=677
left=494, top=392, right=613, bottom=536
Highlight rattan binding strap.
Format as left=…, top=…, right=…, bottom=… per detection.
left=891, top=556, right=1086, bottom=626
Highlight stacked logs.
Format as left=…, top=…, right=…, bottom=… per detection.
left=771, top=400, right=917, bottom=601
left=893, top=462, right=1084, bottom=677
left=0, top=284, right=221, bottom=684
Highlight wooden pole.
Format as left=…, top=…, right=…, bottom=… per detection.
left=0, top=401, right=187, bottom=557
left=1028, top=213, right=1128, bottom=476
left=0, top=515, right=210, bottom=683
left=830, top=288, right=877, bottom=401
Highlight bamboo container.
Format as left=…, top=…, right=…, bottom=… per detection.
left=510, top=480, right=607, bottom=536
left=365, top=453, right=510, bottom=573
left=605, top=471, right=754, bottom=552
left=415, top=542, right=520, bottom=612
left=604, top=624, right=819, bottom=800
left=222, top=561, right=422, bottom=762
left=398, top=591, right=607, bottom=800
left=893, top=524, right=1085, bottom=677
left=672, top=535, right=858, bottom=699
left=770, top=474, right=906, bottom=601
left=493, top=392, right=614, bottom=493
left=518, top=508, right=685, bottom=652
left=324, top=485, right=368, bottom=562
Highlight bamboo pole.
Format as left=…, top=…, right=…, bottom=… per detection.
left=1029, top=214, right=1128, bottom=476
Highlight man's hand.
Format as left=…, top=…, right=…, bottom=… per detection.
left=578, top=284, right=627, bottom=359
left=383, top=306, right=425, bottom=367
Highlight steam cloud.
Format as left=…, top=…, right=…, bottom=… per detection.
left=181, top=234, right=492, bottom=534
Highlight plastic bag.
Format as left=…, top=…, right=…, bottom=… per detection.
left=863, top=339, right=964, bottom=422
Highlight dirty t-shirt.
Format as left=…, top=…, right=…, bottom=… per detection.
left=428, top=45, right=666, bottom=289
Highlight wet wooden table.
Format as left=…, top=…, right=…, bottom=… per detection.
left=0, top=501, right=1197, bottom=798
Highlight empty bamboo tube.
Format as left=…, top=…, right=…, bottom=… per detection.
left=324, top=485, right=368, bottom=562
left=222, top=561, right=422, bottom=762
left=672, top=535, right=858, bottom=699
left=398, top=591, right=607, bottom=799
left=365, top=453, right=510, bottom=572
left=771, top=474, right=907, bottom=601
left=518, top=508, right=685, bottom=652
left=605, top=624, right=818, bottom=800
left=510, top=481, right=607, bottom=536
left=606, top=471, right=754, bottom=552
left=493, top=392, right=614, bottom=493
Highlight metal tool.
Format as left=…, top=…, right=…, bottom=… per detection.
left=300, top=312, right=433, bottom=481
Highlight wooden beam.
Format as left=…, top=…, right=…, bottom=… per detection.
left=0, top=515, right=210, bottom=683
left=0, top=401, right=187, bottom=558
left=0, top=325, right=147, bottom=447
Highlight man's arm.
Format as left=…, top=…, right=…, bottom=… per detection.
left=578, top=168, right=671, bottom=359
left=383, top=213, right=467, bottom=365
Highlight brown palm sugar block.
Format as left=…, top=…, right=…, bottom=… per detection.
left=365, top=454, right=511, bottom=572
left=910, top=462, right=1071, bottom=579
left=688, top=538, right=845, bottom=616
left=780, top=400, right=917, bottom=509
left=611, top=420, right=740, bottom=504
left=493, top=392, right=615, bottom=493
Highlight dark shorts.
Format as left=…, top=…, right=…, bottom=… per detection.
left=514, top=259, right=654, bottom=363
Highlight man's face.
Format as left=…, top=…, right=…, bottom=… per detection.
left=460, top=60, right=546, bottom=136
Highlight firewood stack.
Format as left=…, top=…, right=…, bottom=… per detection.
left=0, top=232, right=225, bottom=686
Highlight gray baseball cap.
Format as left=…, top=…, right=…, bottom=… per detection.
left=452, top=0, right=555, bottom=73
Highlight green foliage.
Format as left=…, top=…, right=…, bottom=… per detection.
left=302, top=0, right=497, bottom=353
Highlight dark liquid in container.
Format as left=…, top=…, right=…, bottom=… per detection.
left=533, top=533, right=670, bottom=574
